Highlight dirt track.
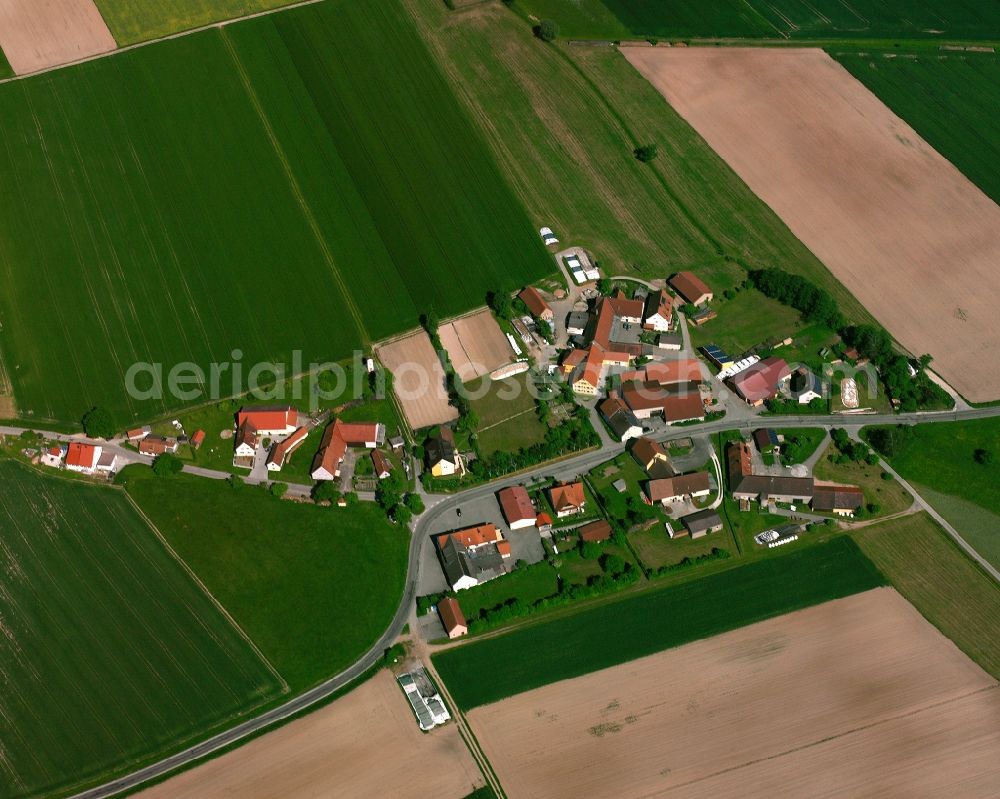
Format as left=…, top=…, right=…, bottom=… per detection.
left=469, top=588, right=1000, bottom=798
left=0, top=0, right=116, bottom=75
left=439, top=309, right=512, bottom=381
left=623, top=47, right=1000, bottom=402
left=376, top=331, right=458, bottom=430
left=138, top=670, right=483, bottom=799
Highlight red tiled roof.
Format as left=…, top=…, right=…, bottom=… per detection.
left=645, top=289, right=675, bottom=320
left=730, top=357, right=791, bottom=403
left=267, top=427, right=309, bottom=467
left=438, top=596, right=467, bottom=634
left=236, top=405, right=297, bottom=432
left=535, top=512, right=552, bottom=527
left=66, top=442, right=98, bottom=469
left=646, top=471, right=711, bottom=502
left=606, top=291, right=644, bottom=320
left=139, top=436, right=176, bottom=456
left=662, top=392, right=705, bottom=423
left=669, top=271, right=711, bottom=303
left=579, top=520, right=612, bottom=542
left=438, top=524, right=503, bottom=550
left=631, top=436, right=669, bottom=469
left=371, top=448, right=392, bottom=476
left=496, top=540, right=512, bottom=557
left=622, top=359, right=702, bottom=385
left=498, top=485, right=535, bottom=524
left=312, top=420, right=382, bottom=477
left=518, top=286, right=551, bottom=318
left=191, top=430, right=206, bottom=448
left=550, top=482, right=585, bottom=512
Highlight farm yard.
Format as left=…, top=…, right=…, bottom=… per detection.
left=137, top=670, right=484, bottom=799
left=0, top=0, right=551, bottom=427
left=438, top=309, right=513, bottom=381
left=123, top=469, right=409, bottom=690
left=835, top=51, right=1000, bottom=208
left=434, top=536, right=885, bottom=709
left=624, top=46, right=1000, bottom=402
left=516, top=0, right=1000, bottom=40
left=469, top=589, right=1000, bottom=799
left=0, top=0, right=115, bottom=75
left=0, top=461, right=285, bottom=799
left=376, top=331, right=458, bottom=431
left=405, top=0, right=864, bottom=320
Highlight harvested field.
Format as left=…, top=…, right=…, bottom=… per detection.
left=377, top=331, right=458, bottom=431
left=439, top=309, right=512, bottom=381
left=470, top=589, right=1000, bottom=799
left=624, top=47, right=1000, bottom=402
left=0, top=0, right=116, bottom=75
left=137, top=670, right=484, bottom=799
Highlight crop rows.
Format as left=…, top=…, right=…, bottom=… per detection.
left=0, top=462, right=283, bottom=798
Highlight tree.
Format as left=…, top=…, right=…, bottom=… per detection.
left=634, top=143, right=658, bottom=162
left=152, top=453, right=183, bottom=477
left=404, top=492, right=425, bottom=514
left=974, top=448, right=994, bottom=465
left=580, top=541, right=602, bottom=560
left=270, top=482, right=288, bottom=498
left=487, top=289, right=513, bottom=320
left=600, top=553, right=625, bottom=575
left=596, top=277, right=612, bottom=296
left=312, top=481, right=341, bottom=503
left=536, top=19, right=559, bottom=42
left=393, top=504, right=413, bottom=527
left=376, top=471, right=405, bottom=512
left=866, top=502, right=882, bottom=515
left=918, top=353, right=933, bottom=370
left=82, top=406, right=115, bottom=439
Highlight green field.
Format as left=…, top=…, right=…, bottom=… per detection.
left=93, top=0, right=298, bottom=44
left=0, top=47, right=11, bottom=79
left=517, top=0, right=1000, bottom=40
left=813, top=442, right=913, bottom=517
left=835, top=51, right=1000, bottom=206
left=863, top=418, right=1000, bottom=566
left=853, top=513, right=1000, bottom=680
left=0, top=0, right=551, bottom=426
left=0, top=461, right=284, bottom=799
left=690, top=288, right=805, bottom=354
left=123, top=469, right=408, bottom=690
left=407, top=1, right=865, bottom=321
left=434, top=536, right=884, bottom=709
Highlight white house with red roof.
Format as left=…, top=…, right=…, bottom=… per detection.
left=236, top=405, right=299, bottom=437
left=311, top=420, right=386, bottom=481
left=65, top=442, right=101, bottom=474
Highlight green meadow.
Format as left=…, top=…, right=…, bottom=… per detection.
left=0, top=461, right=284, bottom=799
left=92, top=0, right=298, bottom=44
left=0, top=0, right=551, bottom=426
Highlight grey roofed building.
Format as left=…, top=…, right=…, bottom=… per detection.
left=438, top=535, right=505, bottom=590
left=426, top=428, right=458, bottom=469
left=682, top=509, right=724, bottom=537
left=612, top=478, right=627, bottom=492
left=566, top=311, right=590, bottom=335
left=598, top=396, right=643, bottom=442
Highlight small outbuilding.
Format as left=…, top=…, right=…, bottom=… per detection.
left=438, top=596, right=468, bottom=639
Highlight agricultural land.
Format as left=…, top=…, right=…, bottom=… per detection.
left=516, top=0, right=1000, bottom=40
left=92, top=0, right=299, bottom=45
left=469, top=589, right=1000, bottom=799
left=433, top=536, right=885, bottom=709
left=0, top=0, right=552, bottom=426
left=137, top=670, right=485, bottom=799
left=864, top=418, right=1000, bottom=570
left=0, top=461, right=284, bottom=799
left=834, top=50, right=1000, bottom=207
left=405, top=0, right=868, bottom=322
left=0, top=0, right=115, bottom=75
left=624, top=46, right=1000, bottom=401
left=122, top=468, right=409, bottom=690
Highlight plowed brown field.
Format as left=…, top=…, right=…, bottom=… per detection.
left=469, top=588, right=1000, bottom=798
left=138, top=670, right=484, bottom=799
left=376, top=330, right=458, bottom=430
left=623, top=47, right=1000, bottom=402
left=0, top=0, right=116, bottom=75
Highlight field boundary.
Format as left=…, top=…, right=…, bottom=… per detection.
left=123, top=489, right=290, bottom=695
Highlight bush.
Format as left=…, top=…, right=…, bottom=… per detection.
left=312, top=481, right=341, bottom=503
left=600, top=553, right=625, bottom=575
left=151, top=453, right=183, bottom=478
left=580, top=541, right=602, bottom=560
left=974, top=448, right=994, bottom=465
left=634, top=143, right=658, bottom=162
left=536, top=19, right=559, bottom=42
left=650, top=548, right=729, bottom=578
left=404, top=492, right=425, bottom=514
left=82, top=406, right=115, bottom=439
left=270, top=482, right=288, bottom=498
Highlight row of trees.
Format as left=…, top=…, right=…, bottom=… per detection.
left=749, top=268, right=843, bottom=330
left=649, top=547, right=730, bottom=579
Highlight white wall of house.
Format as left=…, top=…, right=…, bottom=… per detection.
left=507, top=517, right=536, bottom=531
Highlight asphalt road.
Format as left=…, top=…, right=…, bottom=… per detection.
left=2, top=401, right=996, bottom=798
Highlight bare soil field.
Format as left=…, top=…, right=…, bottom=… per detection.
left=0, top=0, right=117, bottom=75
left=469, top=588, right=1000, bottom=799
left=138, top=670, right=484, bottom=799
left=376, top=331, right=458, bottom=431
left=623, top=47, right=1000, bottom=402
left=439, top=309, right=513, bottom=381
